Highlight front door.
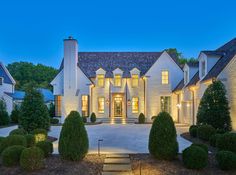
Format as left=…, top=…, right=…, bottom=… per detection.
left=114, top=97, right=122, bottom=117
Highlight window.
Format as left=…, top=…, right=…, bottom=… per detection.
left=114, top=74, right=122, bottom=87
left=160, top=96, right=171, bottom=114
left=98, top=97, right=105, bottom=113
left=184, top=70, right=188, bottom=84
left=97, top=74, right=105, bottom=87
left=161, top=70, right=169, bottom=84
left=81, top=95, right=89, bottom=117
left=0, top=77, right=3, bottom=85
left=55, top=96, right=62, bottom=117
left=132, top=74, right=139, bottom=87
left=132, top=97, right=139, bottom=113
left=201, top=60, right=206, bottom=77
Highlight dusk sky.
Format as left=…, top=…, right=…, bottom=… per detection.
left=0, top=0, right=236, bottom=68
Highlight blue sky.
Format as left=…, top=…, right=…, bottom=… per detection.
left=0, top=0, right=236, bottom=68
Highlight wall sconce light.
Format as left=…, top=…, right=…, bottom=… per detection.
left=127, top=99, right=131, bottom=106
left=106, top=99, right=109, bottom=105
left=176, top=104, right=181, bottom=109
left=187, top=103, right=190, bottom=107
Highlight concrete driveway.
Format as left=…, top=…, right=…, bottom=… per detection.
left=0, top=124, right=192, bottom=154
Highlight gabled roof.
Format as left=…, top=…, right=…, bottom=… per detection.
left=5, top=88, right=54, bottom=103
left=186, top=71, right=199, bottom=87
left=186, top=62, right=199, bottom=68
left=0, top=62, right=15, bottom=85
left=202, top=38, right=236, bottom=81
left=172, top=79, right=184, bottom=92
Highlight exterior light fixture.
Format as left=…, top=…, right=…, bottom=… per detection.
left=127, top=99, right=131, bottom=106
left=176, top=104, right=181, bottom=108
left=106, top=99, right=109, bottom=105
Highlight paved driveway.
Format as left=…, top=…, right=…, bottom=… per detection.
left=0, top=124, right=192, bottom=154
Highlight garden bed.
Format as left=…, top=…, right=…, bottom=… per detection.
left=0, top=154, right=105, bottom=175
left=51, top=122, right=102, bottom=126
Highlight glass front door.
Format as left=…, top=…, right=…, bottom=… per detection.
left=114, top=97, right=122, bottom=117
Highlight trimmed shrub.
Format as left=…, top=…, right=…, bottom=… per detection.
left=31, top=129, right=48, bottom=143
left=82, top=116, right=87, bottom=123
left=19, top=88, right=50, bottom=132
left=0, top=136, right=5, bottom=144
left=48, top=103, right=55, bottom=118
left=182, top=145, right=208, bottom=169
left=197, top=124, right=216, bottom=141
left=36, top=141, right=53, bottom=157
left=90, top=112, right=96, bottom=123
left=25, top=134, right=35, bottom=147
left=138, top=113, right=145, bottom=124
left=1, top=145, right=25, bottom=167
left=148, top=112, right=178, bottom=160
left=191, top=143, right=208, bottom=153
left=189, top=125, right=198, bottom=137
left=10, top=106, right=20, bottom=123
left=0, top=135, right=27, bottom=153
left=216, top=133, right=236, bottom=153
left=0, top=100, right=10, bottom=126
left=9, top=128, right=27, bottom=136
left=216, top=151, right=236, bottom=170
left=151, top=116, right=157, bottom=120
left=209, top=134, right=222, bottom=147
left=50, top=118, right=59, bottom=124
left=59, top=111, right=89, bottom=161
left=20, top=147, right=44, bottom=171
left=197, top=80, right=231, bottom=131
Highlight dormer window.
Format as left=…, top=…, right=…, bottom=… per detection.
left=132, top=74, right=139, bottom=87
left=184, top=70, right=188, bottom=84
left=0, top=77, right=3, bottom=85
left=114, top=74, right=122, bottom=87
left=97, top=74, right=104, bottom=87
left=201, top=60, right=206, bottom=77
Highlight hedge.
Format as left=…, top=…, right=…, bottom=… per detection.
left=36, top=141, right=53, bottom=157
left=189, top=125, right=198, bottom=137
left=9, top=128, right=27, bottom=136
left=216, top=133, right=236, bottom=153
left=0, top=135, right=27, bottom=153
left=197, top=124, right=216, bottom=141
left=216, top=151, right=236, bottom=170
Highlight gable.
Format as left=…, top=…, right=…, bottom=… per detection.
left=0, top=62, right=15, bottom=85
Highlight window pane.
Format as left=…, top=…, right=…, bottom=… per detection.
left=82, top=95, right=89, bottom=117
left=114, top=74, right=122, bottom=87
left=160, top=96, right=171, bottom=114
left=98, top=97, right=105, bottom=113
left=97, top=75, right=105, bottom=87
left=0, top=77, right=3, bottom=85
left=161, top=71, right=169, bottom=84
left=132, top=97, right=139, bottom=113
left=201, top=61, right=206, bottom=77
left=132, top=74, right=139, bottom=87
left=55, top=96, right=62, bottom=117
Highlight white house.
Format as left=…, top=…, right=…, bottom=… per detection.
left=173, top=38, right=236, bottom=130
left=51, top=37, right=183, bottom=122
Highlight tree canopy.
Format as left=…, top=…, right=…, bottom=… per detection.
left=7, top=62, right=58, bottom=90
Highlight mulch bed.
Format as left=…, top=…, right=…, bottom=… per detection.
left=47, top=136, right=57, bottom=142
left=0, top=154, right=105, bottom=175
left=130, top=154, right=235, bottom=175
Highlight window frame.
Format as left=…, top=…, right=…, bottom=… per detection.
left=97, top=74, right=105, bottom=87
left=184, top=70, right=188, bottom=84
left=81, top=95, right=89, bottom=117
left=114, top=74, right=122, bottom=87
left=0, top=77, right=3, bottom=85
left=132, top=97, right=139, bottom=114
left=131, top=74, right=139, bottom=87
left=160, top=96, right=171, bottom=114
left=161, top=70, right=169, bottom=85
left=98, top=97, right=105, bottom=114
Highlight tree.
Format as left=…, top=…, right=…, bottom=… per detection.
left=59, top=111, right=89, bottom=161
left=10, top=106, right=20, bottom=123
left=48, top=103, right=55, bottom=118
left=19, top=88, right=50, bottom=132
left=148, top=112, right=178, bottom=160
left=0, top=99, right=10, bottom=126
left=197, top=80, right=231, bottom=131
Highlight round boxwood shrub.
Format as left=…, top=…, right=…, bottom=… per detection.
left=216, top=133, right=236, bottom=153
left=197, top=124, right=216, bottom=141
left=189, top=125, right=198, bottom=137
left=216, top=151, right=236, bottom=170
left=50, top=118, right=59, bottom=125
left=191, top=143, right=208, bottom=153
left=138, top=113, right=145, bottom=124
left=31, top=129, right=48, bottom=143
left=36, top=141, right=53, bottom=157
left=1, top=145, right=26, bottom=167
left=209, top=134, right=222, bottom=147
left=148, top=112, right=178, bottom=160
left=90, top=112, right=96, bottom=123
left=182, top=145, right=208, bottom=169
left=0, top=135, right=27, bottom=153
left=82, top=116, right=87, bottom=123
left=59, top=111, right=89, bottom=161
left=20, top=147, right=44, bottom=171
left=9, top=128, right=27, bottom=136
left=25, top=134, right=35, bottom=147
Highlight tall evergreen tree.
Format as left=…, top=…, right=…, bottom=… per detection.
left=19, top=88, right=50, bottom=132
left=0, top=99, right=10, bottom=126
left=197, top=80, right=231, bottom=131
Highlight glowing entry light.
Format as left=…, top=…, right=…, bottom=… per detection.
left=176, top=104, right=181, bottom=108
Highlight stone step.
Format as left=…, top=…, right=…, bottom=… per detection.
left=105, top=158, right=130, bottom=164
left=103, top=164, right=132, bottom=172
left=102, top=172, right=132, bottom=175
left=106, top=154, right=130, bottom=158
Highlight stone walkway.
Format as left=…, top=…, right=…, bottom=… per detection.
left=102, top=154, right=132, bottom=175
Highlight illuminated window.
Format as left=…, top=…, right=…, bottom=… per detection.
left=160, top=96, right=171, bottom=114
left=114, top=74, right=122, bottom=87
left=201, top=60, right=206, bottom=77
left=161, top=70, right=169, bottom=84
left=81, top=95, right=89, bottom=117
left=55, top=96, right=62, bottom=117
left=97, top=74, right=104, bottom=87
left=98, top=97, right=105, bottom=113
left=132, top=74, right=139, bottom=87
left=132, top=97, right=139, bottom=113
left=0, top=77, right=3, bottom=85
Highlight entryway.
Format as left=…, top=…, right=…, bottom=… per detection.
left=114, top=97, right=122, bottom=117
